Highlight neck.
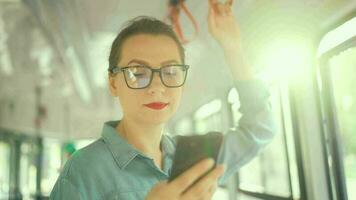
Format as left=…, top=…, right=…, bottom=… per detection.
left=116, top=117, right=165, bottom=157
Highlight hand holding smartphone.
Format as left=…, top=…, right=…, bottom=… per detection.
left=169, top=131, right=223, bottom=183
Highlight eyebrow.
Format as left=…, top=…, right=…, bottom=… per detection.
left=127, top=59, right=180, bottom=66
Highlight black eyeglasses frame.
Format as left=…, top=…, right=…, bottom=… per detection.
left=108, top=64, right=190, bottom=89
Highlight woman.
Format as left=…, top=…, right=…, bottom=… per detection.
left=50, top=0, right=275, bottom=199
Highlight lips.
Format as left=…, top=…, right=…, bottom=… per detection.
left=143, top=102, right=169, bottom=110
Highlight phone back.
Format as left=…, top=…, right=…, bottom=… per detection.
left=169, top=131, right=223, bottom=182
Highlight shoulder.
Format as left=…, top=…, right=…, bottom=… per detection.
left=72, top=139, right=109, bottom=164
left=51, top=139, right=110, bottom=199
left=59, top=138, right=112, bottom=179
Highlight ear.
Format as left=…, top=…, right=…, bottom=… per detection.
left=108, top=75, right=119, bottom=97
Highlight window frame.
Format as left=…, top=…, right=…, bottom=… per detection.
left=0, top=130, right=11, bottom=200
left=317, top=36, right=356, bottom=200
left=230, top=83, right=306, bottom=200
left=0, top=128, right=45, bottom=199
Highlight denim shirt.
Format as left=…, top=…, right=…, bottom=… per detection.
left=49, top=80, right=276, bottom=200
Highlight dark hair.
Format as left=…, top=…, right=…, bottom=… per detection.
left=108, top=16, right=185, bottom=72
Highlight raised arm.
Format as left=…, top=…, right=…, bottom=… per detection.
left=217, top=79, right=275, bottom=185
left=207, top=0, right=277, bottom=185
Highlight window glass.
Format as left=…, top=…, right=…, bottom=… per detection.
left=41, top=139, right=61, bottom=196
left=236, top=193, right=261, bottom=200
left=195, top=113, right=223, bottom=134
left=20, top=142, right=37, bottom=200
left=235, top=84, right=298, bottom=198
left=212, top=187, right=229, bottom=200
left=0, top=141, right=10, bottom=199
left=75, top=139, right=95, bottom=150
left=194, top=99, right=223, bottom=134
left=174, top=117, right=194, bottom=136
left=193, top=100, right=227, bottom=199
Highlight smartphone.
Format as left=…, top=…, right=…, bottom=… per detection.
left=169, top=131, right=223, bottom=183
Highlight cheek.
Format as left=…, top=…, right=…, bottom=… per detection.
left=117, top=86, right=142, bottom=112
left=169, top=89, right=182, bottom=108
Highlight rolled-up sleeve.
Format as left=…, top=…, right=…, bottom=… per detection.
left=49, top=177, right=82, bottom=200
left=217, top=79, right=277, bottom=185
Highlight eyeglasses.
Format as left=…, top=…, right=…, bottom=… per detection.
left=108, top=64, right=190, bottom=89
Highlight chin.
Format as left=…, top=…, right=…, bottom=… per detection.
left=140, top=113, right=172, bottom=125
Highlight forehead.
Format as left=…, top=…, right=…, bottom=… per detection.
left=119, top=34, right=182, bottom=66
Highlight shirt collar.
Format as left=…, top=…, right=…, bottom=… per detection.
left=161, top=134, right=176, bottom=159
left=101, top=120, right=176, bottom=170
left=101, top=120, right=139, bottom=169
left=160, top=134, right=176, bottom=175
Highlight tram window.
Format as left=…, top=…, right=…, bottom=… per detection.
left=58, top=139, right=95, bottom=166
left=0, top=141, right=10, bottom=199
left=194, top=99, right=223, bottom=134
left=19, top=142, right=37, bottom=200
left=328, top=46, right=356, bottom=200
left=41, top=139, right=61, bottom=196
left=237, top=194, right=261, bottom=200
left=174, top=117, right=194, bottom=136
left=233, top=83, right=300, bottom=199
left=75, top=139, right=96, bottom=150
left=212, top=188, right=229, bottom=200
left=228, top=87, right=242, bottom=125
left=195, top=113, right=223, bottom=134
left=193, top=99, right=228, bottom=199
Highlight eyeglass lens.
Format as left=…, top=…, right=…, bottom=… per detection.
left=123, top=66, right=186, bottom=88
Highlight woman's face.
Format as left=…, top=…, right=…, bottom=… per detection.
left=109, top=34, right=184, bottom=125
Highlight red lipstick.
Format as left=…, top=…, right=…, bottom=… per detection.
left=144, top=102, right=168, bottom=110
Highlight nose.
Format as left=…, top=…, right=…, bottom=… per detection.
left=147, top=72, right=165, bottom=94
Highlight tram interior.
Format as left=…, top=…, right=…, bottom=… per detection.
left=0, top=0, right=355, bottom=199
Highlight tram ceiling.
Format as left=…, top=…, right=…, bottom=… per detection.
left=0, top=0, right=354, bottom=139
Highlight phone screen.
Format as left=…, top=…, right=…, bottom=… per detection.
left=169, top=131, right=223, bottom=183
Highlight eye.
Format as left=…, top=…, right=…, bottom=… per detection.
left=165, top=71, right=176, bottom=75
left=127, top=66, right=149, bottom=77
left=133, top=72, right=145, bottom=76
left=127, top=71, right=136, bottom=80
left=164, top=67, right=179, bottom=75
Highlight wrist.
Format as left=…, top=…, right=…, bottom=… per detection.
left=223, top=47, right=255, bottom=81
left=221, top=40, right=242, bottom=53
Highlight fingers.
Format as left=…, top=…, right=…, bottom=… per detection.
left=198, top=183, right=218, bottom=200
left=145, top=181, right=170, bottom=200
left=170, top=158, right=215, bottom=194
left=227, top=0, right=233, bottom=6
left=209, top=0, right=233, bottom=17
left=209, top=0, right=218, bottom=7
left=209, top=0, right=233, bottom=29
left=208, top=0, right=217, bottom=18
left=181, top=164, right=225, bottom=200
left=208, top=4, right=216, bottom=29
left=209, top=183, right=218, bottom=195
left=224, top=2, right=232, bottom=16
